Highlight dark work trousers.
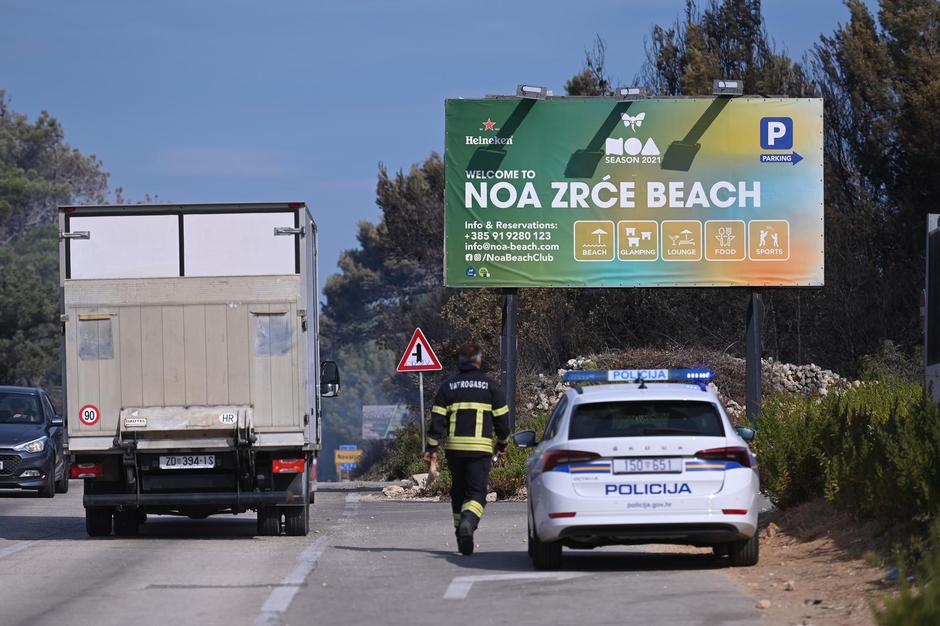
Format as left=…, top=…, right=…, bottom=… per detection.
left=446, top=451, right=492, bottom=529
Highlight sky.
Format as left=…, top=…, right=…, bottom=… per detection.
left=0, top=0, right=871, bottom=282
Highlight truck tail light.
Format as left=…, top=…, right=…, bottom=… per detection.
left=272, top=458, right=305, bottom=474
left=71, top=462, right=103, bottom=479
left=538, top=450, right=600, bottom=473
left=694, top=446, right=752, bottom=468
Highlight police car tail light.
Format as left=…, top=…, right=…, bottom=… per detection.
left=549, top=512, right=577, bottom=519
left=71, top=462, right=103, bottom=479
left=693, top=446, right=751, bottom=468
left=538, top=450, right=600, bottom=473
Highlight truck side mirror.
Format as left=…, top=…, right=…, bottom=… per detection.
left=320, top=361, right=341, bottom=397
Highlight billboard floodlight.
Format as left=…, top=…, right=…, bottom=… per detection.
left=516, top=84, right=550, bottom=100
left=713, top=79, right=744, bottom=96
left=617, top=86, right=648, bottom=101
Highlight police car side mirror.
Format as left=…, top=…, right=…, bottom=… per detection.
left=50, top=417, right=64, bottom=427
left=735, top=426, right=756, bottom=443
left=512, top=430, right=538, bottom=449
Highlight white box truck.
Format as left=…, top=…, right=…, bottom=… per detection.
left=58, top=202, right=339, bottom=537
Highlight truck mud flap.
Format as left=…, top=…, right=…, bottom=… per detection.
left=83, top=491, right=297, bottom=507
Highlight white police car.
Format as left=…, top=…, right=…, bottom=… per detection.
left=513, top=369, right=760, bottom=570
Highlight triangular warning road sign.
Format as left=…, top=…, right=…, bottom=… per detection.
left=396, top=328, right=443, bottom=372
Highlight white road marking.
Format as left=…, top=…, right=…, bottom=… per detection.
left=0, top=540, right=38, bottom=560
left=341, top=493, right=360, bottom=518
left=443, top=572, right=588, bottom=600
left=254, top=493, right=360, bottom=626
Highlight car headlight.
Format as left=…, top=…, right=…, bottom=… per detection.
left=13, top=437, right=46, bottom=454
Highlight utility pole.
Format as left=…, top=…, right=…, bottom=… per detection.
left=500, top=288, right=518, bottom=431
left=745, top=289, right=763, bottom=425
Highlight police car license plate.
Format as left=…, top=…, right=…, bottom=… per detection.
left=159, top=455, right=216, bottom=469
left=613, top=458, right=682, bottom=474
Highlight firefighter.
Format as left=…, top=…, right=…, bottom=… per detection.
left=424, top=343, right=510, bottom=555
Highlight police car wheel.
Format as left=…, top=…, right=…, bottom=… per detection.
left=728, top=533, right=759, bottom=567
left=531, top=534, right=562, bottom=570
left=527, top=523, right=535, bottom=558
left=712, top=543, right=729, bottom=558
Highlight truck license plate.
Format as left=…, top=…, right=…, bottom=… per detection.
left=159, top=455, right=216, bottom=469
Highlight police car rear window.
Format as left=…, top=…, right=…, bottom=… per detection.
left=568, top=401, right=725, bottom=439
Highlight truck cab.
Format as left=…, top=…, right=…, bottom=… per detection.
left=59, top=202, right=338, bottom=537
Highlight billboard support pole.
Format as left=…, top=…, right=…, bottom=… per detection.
left=419, top=372, right=426, bottom=453
left=745, top=289, right=763, bottom=425
left=500, top=288, right=519, bottom=431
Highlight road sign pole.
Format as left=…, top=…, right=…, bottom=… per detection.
left=745, top=289, right=763, bottom=425
left=396, top=328, right=442, bottom=452
left=419, top=372, right=426, bottom=452
left=500, top=288, right=519, bottom=431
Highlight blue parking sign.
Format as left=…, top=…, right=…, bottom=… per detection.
left=760, top=117, right=793, bottom=150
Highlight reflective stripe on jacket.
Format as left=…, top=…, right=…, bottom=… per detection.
left=426, top=366, right=510, bottom=456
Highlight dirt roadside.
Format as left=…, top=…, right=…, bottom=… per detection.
left=726, top=499, right=893, bottom=626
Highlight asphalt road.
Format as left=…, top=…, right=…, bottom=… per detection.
left=0, top=483, right=761, bottom=626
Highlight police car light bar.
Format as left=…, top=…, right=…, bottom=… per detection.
left=562, top=369, right=713, bottom=383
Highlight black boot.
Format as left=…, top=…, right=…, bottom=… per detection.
left=457, top=514, right=476, bottom=556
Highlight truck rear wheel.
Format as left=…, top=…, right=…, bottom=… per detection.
left=85, top=507, right=113, bottom=537
left=257, top=506, right=281, bottom=536
left=284, top=504, right=309, bottom=536
left=113, top=510, right=141, bottom=536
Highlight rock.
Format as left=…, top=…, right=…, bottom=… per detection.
left=756, top=600, right=771, bottom=610
left=765, top=522, right=780, bottom=539
left=486, top=492, right=497, bottom=503
left=803, top=598, right=823, bottom=606
left=382, top=485, right=405, bottom=497
left=784, top=580, right=795, bottom=591
left=411, top=473, right=429, bottom=490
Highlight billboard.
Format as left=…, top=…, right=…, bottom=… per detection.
left=362, top=405, right=411, bottom=440
left=444, top=97, right=823, bottom=287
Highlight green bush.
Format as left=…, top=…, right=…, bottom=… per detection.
left=878, top=521, right=940, bottom=626
left=488, top=411, right=550, bottom=498
left=755, top=380, right=940, bottom=525
left=373, top=412, right=549, bottom=500
left=752, top=394, right=831, bottom=508
left=860, top=340, right=923, bottom=383
left=371, top=421, right=425, bottom=480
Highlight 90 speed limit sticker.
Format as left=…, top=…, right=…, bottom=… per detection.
left=78, top=404, right=100, bottom=426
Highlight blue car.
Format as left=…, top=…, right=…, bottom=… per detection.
left=0, top=387, right=70, bottom=497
